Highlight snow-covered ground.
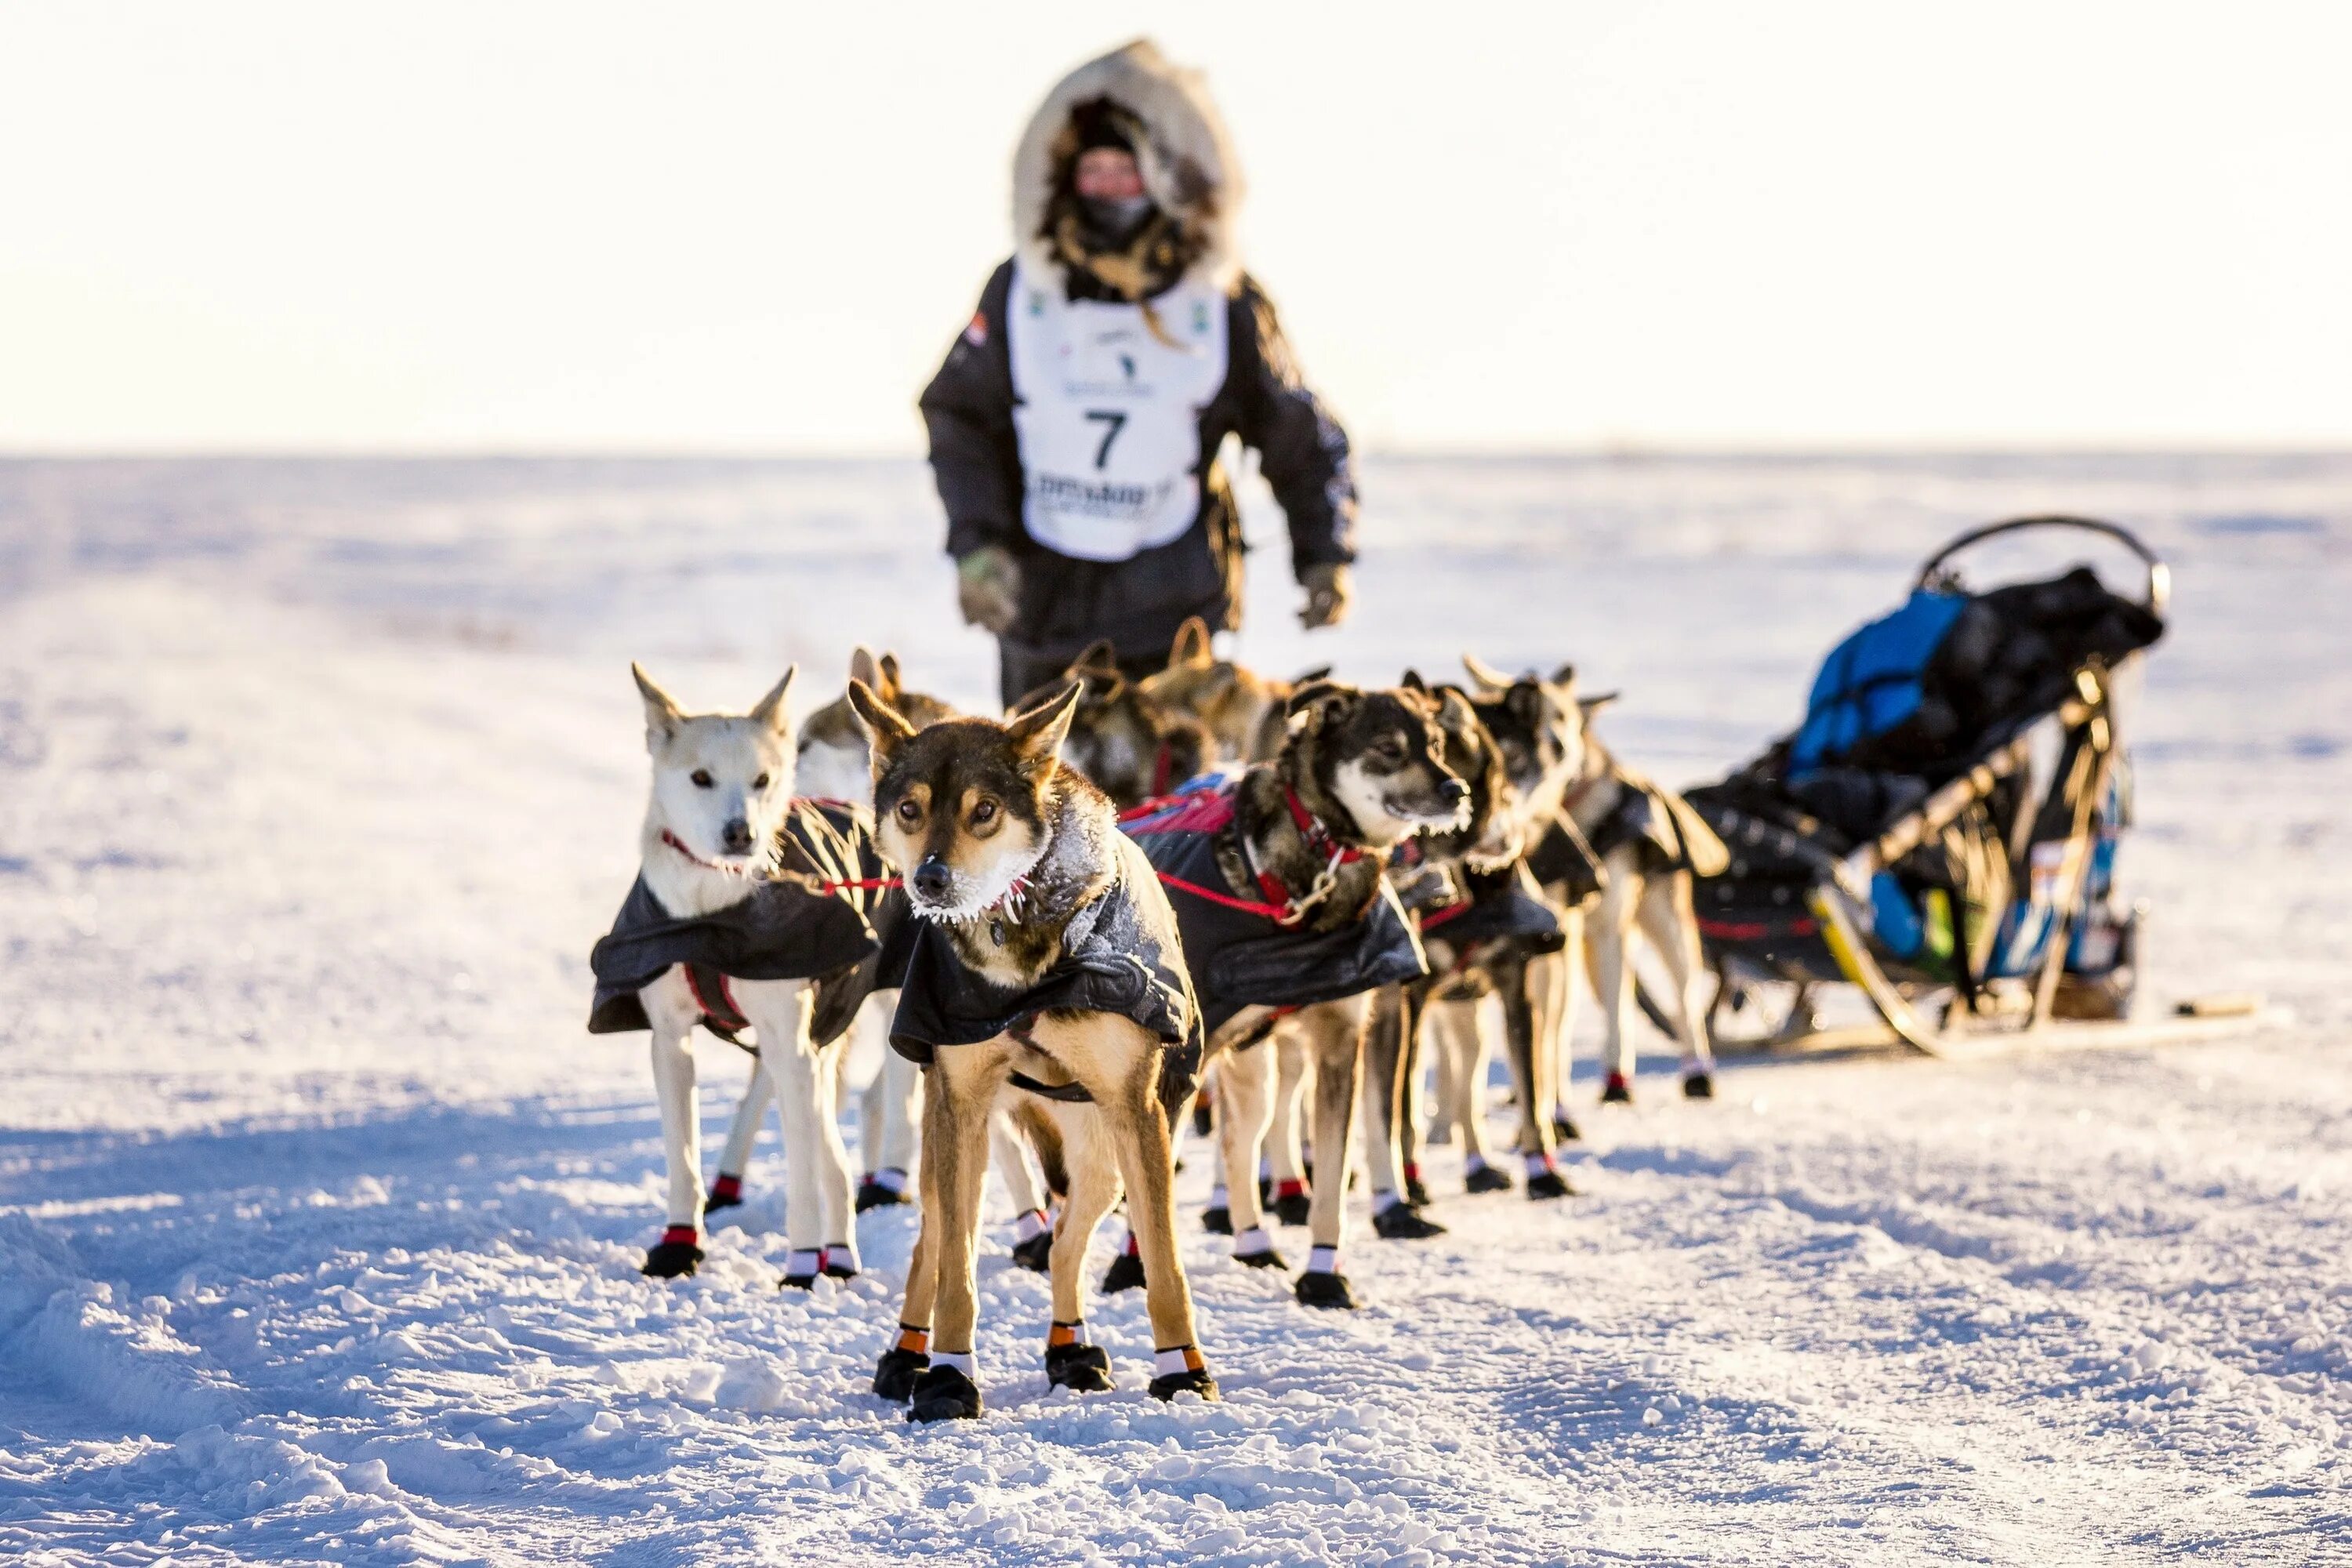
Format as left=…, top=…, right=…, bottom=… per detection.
left=2, top=454, right=2347, bottom=1565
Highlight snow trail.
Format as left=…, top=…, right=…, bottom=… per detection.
left=1, top=456, right=2347, bottom=1563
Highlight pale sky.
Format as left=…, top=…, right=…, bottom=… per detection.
left=2, top=1, right=2348, bottom=453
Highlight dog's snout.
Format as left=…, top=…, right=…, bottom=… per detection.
left=720, top=817, right=753, bottom=855
left=1439, top=776, right=1471, bottom=806
left=912, top=856, right=954, bottom=900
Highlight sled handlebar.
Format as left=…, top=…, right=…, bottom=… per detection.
left=1916, top=515, right=2169, bottom=619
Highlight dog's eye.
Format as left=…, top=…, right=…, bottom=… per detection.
left=752, top=773, right=770, bottom=791
left=690, top=769, right=713, bottom=789
left=971, top=799, right=998, bottom=826
left=896, top=798, right=921, bottom=824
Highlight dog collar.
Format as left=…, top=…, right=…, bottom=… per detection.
left=1283, top=786, right=1365, bottom=867
left=659, top=829, right=764, bottom=879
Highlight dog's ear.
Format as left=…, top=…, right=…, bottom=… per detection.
left=1461, top=652, right=1515, bottom=695
left=1436, top=685, right=1480, bottom=736
left=848, top=646, right=881, bottom=693
left=1547, top=662, right=1577, bottom=693
left=1068, top=639, right=1120, bottom=679
left=1285, top=679, right=1355, bottom=734
left=847, top=678, right=917, bottom=764
left=1167, top=617, right=1214, bottom=670
left=1294, top=664, right=1334, bottom=685
left=632, top=662, right=684, bottom=742
left=877, top=652, right=904, bottom=702
left=748, top=666, right=797, bottom=732
left=1006, top=679, right=1083, bottom=764
left=1578, top=691, right=1621, bottom=718
left=1400, top=670, right=1429, bottom=694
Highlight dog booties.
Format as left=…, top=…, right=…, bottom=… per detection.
left=587, top=800, right=890, bottom=1046
left=879, top=835, right=1207, bottom=1115
left=1122, top=779, right=1428, bottom=1036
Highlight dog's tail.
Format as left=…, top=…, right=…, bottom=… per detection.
left=1011, top=1098, right=1071, bottom=1201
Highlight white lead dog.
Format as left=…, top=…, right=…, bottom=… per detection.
left=622, top=663, right=864, bottom=1285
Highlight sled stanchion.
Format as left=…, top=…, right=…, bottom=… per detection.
left=1808, top=884, right=1952, bottom=1056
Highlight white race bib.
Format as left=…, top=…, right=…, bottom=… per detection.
left=1007, top=260, right=1230, bottom=562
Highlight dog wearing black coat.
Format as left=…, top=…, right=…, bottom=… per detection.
left=851, top=679, right=1218, bottom=1421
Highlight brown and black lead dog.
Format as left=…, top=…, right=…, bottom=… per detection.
left=850, top=678, right=1218, bottom=1421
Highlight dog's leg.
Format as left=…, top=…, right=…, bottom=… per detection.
left=906, top=1040, right=1010, bottom=1421
left=738, top=982, right=844, bottom=1287
left=1426, top=1002, right=1461, bottom=1149
left=1294, top=993, right=1383, bottom=1308
left=1592, top=862, right=1642, bottom=1104
left=1041, top=1103, right=1121, bottom=1392
left=1639, top=871, right=1718, bottom=1098
left=1501, top=954, right=1573, bottom=1198
left=858, top=1004, right=920, bottom=1211
left=1265, top=1030, right=1312, bottom=1226
left=1215, top=1038, right=1283, bottom=1268
left=1393, top=984, right=1432, bottom=1207
left=1361, top=988, right=1442, bottom=1240
left=1059, top=1018, right=1214, bottom=1402
left=641, top=980, right=709, bottom=1278
left=993, top=1109, right=1054, bottom=1272
left=1435, top=1000, right=1500, bottom=1193
left=874, top=1066, right=944, bottom=1403
left=708, top=1047, right=771, bottom=1214
left=811, top=1036, right=859, bottom=1274
left=1541, top=907, right=1584, bottom=1139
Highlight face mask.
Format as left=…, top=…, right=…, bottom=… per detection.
left=1080, top=194, right=1156, bottom=243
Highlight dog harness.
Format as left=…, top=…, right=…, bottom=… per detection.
left=587, top=800, right=891, bottom=1047
left=1120, top=774, right=1427, bottom=1037
left=877, top=833, right=1207, bottom=1116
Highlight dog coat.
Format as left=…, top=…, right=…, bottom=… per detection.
left=1411, top=860, right=1567, bottom=955
left=1120, top=777, right=1428, bottom=1037
left=877, top=833, right=1206, bottom=1114
left=587, top=800, right=890, bottom=1047
left=1577, top=771, right=1730, bottom=880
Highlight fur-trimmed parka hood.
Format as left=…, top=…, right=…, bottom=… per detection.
left=1013, top=38, right=1243, bottom=296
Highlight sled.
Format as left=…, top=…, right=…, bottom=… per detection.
left=1684, top=516, right=2188, bottom=1058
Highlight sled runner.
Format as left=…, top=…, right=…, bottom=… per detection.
left=1683, top=516, right=2195, bottom=1057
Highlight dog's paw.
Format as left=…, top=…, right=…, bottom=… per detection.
left=1552, top=1110, right=1584, bottom=1143
left=1272, top=1189, right=1312, bottom=1227
left=1682, top=1071, right=1715, bottom=1100
left=1372, top=1201, right=1446, bottom=1241
left=873, top=1346, right=929, bottom=1402
left=1200, top=1204, right=1232, bottom=1236
left=1044, top=1342, right=1115, bottom=1393
left=704, top=1174, right=745, bottom=1213
left=1100, top=1250, right=1146, bottom=1295
left=639, top=1236, right=703, bottom=1279
left=1234, top=1245, right=1290, bottom=1271
left=1294, top=1269, right=1359, bottom=1310
left=906, top=1364, right=983, bottom=1423
left=1147, top=1367, right=1221, bottom=1403
left=1463, top=1163, right=1513, bottom=1195
left=1601, top=1073, right=1634, bottom=1105
left=855, top=1177, right=909, bottom=1214
left=1525, top=1167, right=1577, bottom=1201
left=1009, top=1230, right=1054, bottom=1273
left=1403, top=1174, right=1432, bottom=1209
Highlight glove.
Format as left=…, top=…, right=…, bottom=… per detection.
left=956, top=546, right=1022, bottom=636
left=1299, top=562, right=1352, bottom=630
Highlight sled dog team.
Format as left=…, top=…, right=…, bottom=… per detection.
left=589, top=624, right=1729, bottom=1421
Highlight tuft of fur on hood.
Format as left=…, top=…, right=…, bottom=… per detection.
left=1012, top=38, right=1243, bottom=295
